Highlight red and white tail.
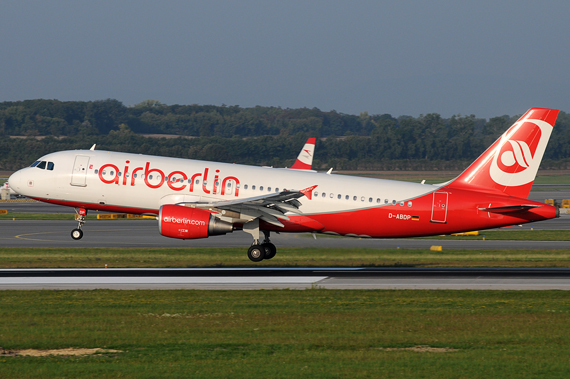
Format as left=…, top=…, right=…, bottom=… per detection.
left=449, top=108, right=559, bottom=199
left=290, top=138, right=316, bottom=170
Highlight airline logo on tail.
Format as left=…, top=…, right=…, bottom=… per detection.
left=290, top=138, right=316, bottom=170
left=489, top=118, right=552, bottom=187
left=451, top=108, right=559, bottom=199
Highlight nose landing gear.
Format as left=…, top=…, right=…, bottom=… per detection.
left=71, top=208, right=87, bottom=240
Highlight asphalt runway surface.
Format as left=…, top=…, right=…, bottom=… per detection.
left=1, top=218, right=570, bottom=249
left=2, top=267, right=570, bottom=290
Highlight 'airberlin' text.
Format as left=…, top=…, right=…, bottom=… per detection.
left=97, top=161, right=240, bottom=197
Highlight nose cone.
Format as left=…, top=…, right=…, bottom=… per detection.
left=8, top=169, right=25, bottom=195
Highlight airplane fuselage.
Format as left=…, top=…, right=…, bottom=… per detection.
left=9, top=149, right=557, bottom=238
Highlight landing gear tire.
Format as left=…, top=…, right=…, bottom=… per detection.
left=71, top=228, right=83, bottom=240
left=262, top=243, right=277, bottom=260
left=247, top=245, right=265, bottom=262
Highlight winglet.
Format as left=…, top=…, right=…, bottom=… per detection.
left=299, top=185, right=318, bottom=200
left=290, top=138, right=316, bottom=170
left=90, top=144, right=96, bottom=151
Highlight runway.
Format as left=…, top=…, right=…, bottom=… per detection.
left=2, top=267, right=570, bottom=290
left=2, top=218, right=570, bottom=249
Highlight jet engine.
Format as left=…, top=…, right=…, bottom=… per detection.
left=159, top=204, right=233, bottom=239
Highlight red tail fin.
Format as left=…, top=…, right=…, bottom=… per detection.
left=448, top=108, right=559, bottom=198
left=290, top=138, right=316, bottom=170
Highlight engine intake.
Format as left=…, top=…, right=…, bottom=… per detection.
left=159, top=204, right=233, bottom=239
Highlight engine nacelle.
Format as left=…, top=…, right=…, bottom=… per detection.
left=159, top=204, right=233, bottom=239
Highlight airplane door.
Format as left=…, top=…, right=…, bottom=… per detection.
left=71, top=155, right=90, bottom=187
left=431, top=192, right=448, bottom=223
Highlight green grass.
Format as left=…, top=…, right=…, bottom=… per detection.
left=2, top=247, right=570, bottom=268
left=422, top=229, right=570, bottom=241
left=0, top=290, right=569, bottom=378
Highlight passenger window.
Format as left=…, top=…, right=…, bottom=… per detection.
left=195, top=179, right=200, bottom=185
left=345, top=195, right=349, bottom=200
left=237, top=184, right=241, bottom=189
left=244, top=184, right=248, bottom=190
left=94, top=169, right=99, bottom=174
left=110, top=171, right=115, bottom=176
left=353, top=196, right=357, bottom=201
left=133, top=173, right=137, bottom=178
left=330, top=193, right=333, bottom=198
left=369, top=197, right=373, bottom=202
left=37, top=161, right=46, bottom=169
left=385, top=199, right=388, bottom=204
left=314, top=192, right=319, bottom=197
left=260, top=186, right=264, bottom=191
left=148, top=175, right=153, bottom=180
left=118, top=172, right=122, bottom=177
left=30, top=161, right=40, bottom=167
left=392, top=200, right=396, bottom=205
left=400, top=201, right=404, bottom=206
left=252, top=185, right=256, bottom=190
left=267, top=187, right=271, bottom=192
left=361, top=196, right=365, bottom=202
left=47, top=162, right=54, bottom=170
left=102, top=170, right=106, bottom=175
left=376, top=198, right=381, bottom=203
left=408, top=201, right=412, bottom=207
left=338, top=194, right=341, bottom=199
left=275, top=187, right=278, bottom=192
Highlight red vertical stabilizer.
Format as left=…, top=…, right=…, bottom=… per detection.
left=449, top=108, right=559, bottom=198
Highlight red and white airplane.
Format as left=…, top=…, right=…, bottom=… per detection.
left=8, top=108, right=560, bottom=261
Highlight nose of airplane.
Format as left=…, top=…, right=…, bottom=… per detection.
left=8, top=169, right=25, bottom=195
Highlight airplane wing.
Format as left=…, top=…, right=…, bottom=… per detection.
left=177, top=185, right=318, bottom=228
left=289, top=138, right=316, bottom=170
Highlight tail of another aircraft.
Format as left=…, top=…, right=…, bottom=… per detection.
left=290, top=138, right=316, bottom=170
left=448, top=108, right=559, bottom=199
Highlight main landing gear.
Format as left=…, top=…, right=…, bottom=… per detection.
left=244, top=220, right=277, bottom=262
left=71, top=208, right=87, bottom=240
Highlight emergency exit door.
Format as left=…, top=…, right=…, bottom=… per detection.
left=430, top=192, right=448, bottom=223
left=71, top=155, right=90, bottom=187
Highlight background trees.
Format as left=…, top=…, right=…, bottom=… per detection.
left=1, top=99, right=569, bottom=171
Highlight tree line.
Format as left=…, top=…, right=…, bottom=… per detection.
left=0, top=99, right=569, bottom=171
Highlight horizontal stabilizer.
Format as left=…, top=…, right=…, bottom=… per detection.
left=478, top=205, right=541, bottom=214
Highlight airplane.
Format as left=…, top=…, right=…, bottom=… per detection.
left=8, top=108, right=560, bottom=262
left=289, top=138, right=316, bottom=170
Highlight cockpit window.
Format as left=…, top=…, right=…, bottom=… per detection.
left=47, top=162, right=54, bottom=171
left=30, top=161, right=40, bottom=167
left=36, top=161, right=47, bottom=169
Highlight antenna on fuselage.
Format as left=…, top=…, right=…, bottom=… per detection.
left=90, top=144, right=96, bottom=151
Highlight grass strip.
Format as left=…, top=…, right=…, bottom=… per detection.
left=422, top=229, right=570, bottom=241
left=1, top=247, right=570, bottom=268
left=1, top=290, right=570, bottom=378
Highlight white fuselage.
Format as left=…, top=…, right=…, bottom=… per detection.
left=9, top=149, right=438, bottom=216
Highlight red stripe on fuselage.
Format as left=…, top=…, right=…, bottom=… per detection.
left=31, top=185, right=557, bottom=238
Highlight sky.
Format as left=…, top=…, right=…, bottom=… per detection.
left=1, top=1, right=569, bottom=119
